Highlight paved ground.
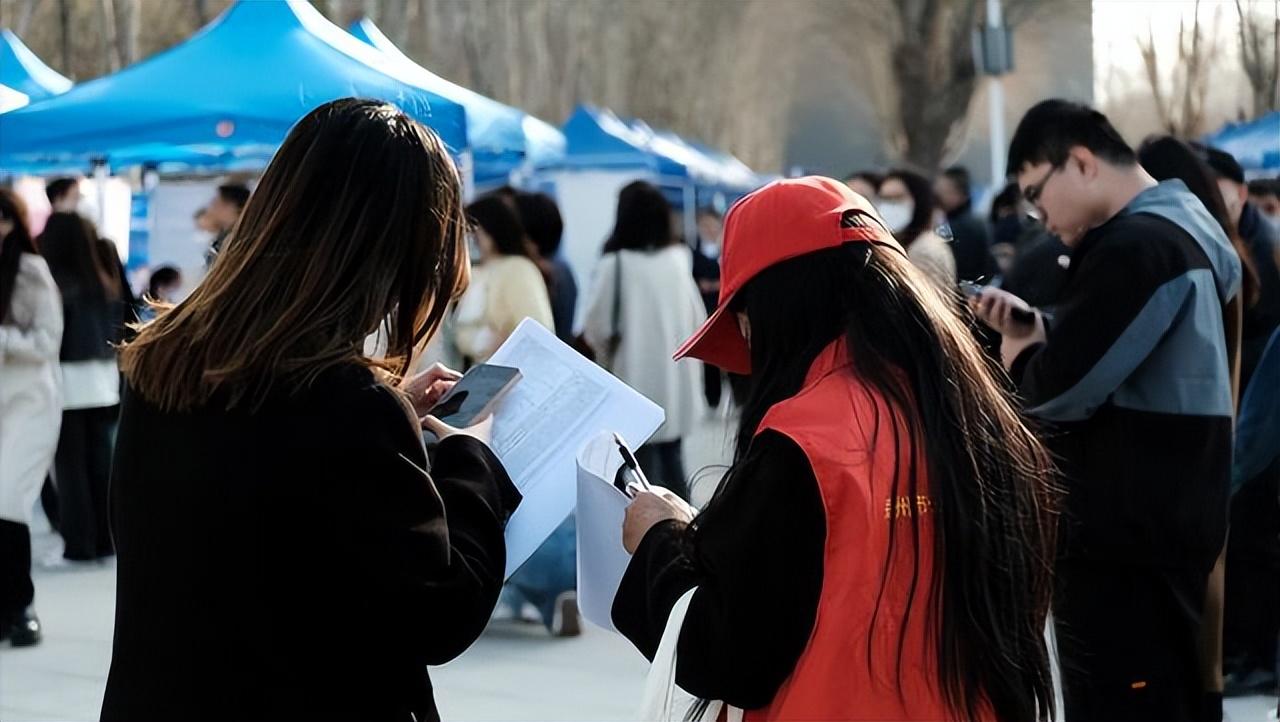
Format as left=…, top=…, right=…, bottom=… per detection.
left=2, top=411, right=1277, bottom=721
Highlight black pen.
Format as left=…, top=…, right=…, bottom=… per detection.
left=613, top=432, right=653, bottom=495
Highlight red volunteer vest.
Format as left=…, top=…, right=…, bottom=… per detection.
left=744, top=341, right=983, bottom=722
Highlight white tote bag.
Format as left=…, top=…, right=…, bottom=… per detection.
left=637, top=587, right=744, bottom=722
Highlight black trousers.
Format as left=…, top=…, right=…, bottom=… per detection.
left=1223, top=460, right=1280, bottom=674
left=41, top=473, right=59, bottom=531
left=1055, top=561, right=1208, bottom=722
left=702, top=363, right=722, bottom=409
left=54, top=405, right=117, bottom=561
left=635, top=440, right=688, bottom=502
left=0, top=518, right=33, bottom=625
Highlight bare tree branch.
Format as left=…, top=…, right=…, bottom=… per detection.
left=1004, top=0, right=1052, bottom=28
left=1138, top=0, right=1218, bottom=136
left=98, top=0, right=120, bottom=72
left=14, top=0, right=42, bottom=36
left=1236, top=0, right=1280, bottom=115
left=115, top=0, right=139, bottom=66
left=57, top=0, right=71, bottom=73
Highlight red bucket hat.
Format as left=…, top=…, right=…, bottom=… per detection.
left=673, top=176, right=904, bottom=374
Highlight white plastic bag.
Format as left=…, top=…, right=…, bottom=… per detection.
left=637, top=587, right=744, bottom=722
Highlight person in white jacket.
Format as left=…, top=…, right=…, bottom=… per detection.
left=583, top=181, right=706, bottom=500
left=0, top=189, right=63, bottom=647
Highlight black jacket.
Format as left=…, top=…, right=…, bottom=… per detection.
left=945, top=203, right=997, bottom=282
left=1240, top=201, right=1280, bottom=386
left=1010, top=209, right=1236, bottom=572
left=1002, top=229, right=1072, bottom=310
left=613, top=431, right=824, bottom=709
left=100, top=365, right=521, bottom=721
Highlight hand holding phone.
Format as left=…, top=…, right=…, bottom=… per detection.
left=966, top=283, right=1038, bottom=336
left=424, top=364, right=522, bottom=428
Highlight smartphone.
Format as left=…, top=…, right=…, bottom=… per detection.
left=426, top=364, right=522, bottom=428
left=959, top=280, right=1037, bottom=325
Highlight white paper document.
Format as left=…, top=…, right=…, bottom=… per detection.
left=575, top=433, right=636, bottom=632
left=486, top=319, right=664, bottom=579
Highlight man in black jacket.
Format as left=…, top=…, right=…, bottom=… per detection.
left=1205, top=147, right=1280, bottom=698
left=974, top=100, right=1241, bottom=722
left=934, top=165, right=997, bottom=282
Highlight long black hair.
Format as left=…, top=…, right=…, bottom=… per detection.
left=603, top=180, right=674, bottom=253
left=694, top=241, right=1058, bottom=722
left=467, top=194, right=532, bottom=259
left=880, top=168, right=936, bottom=246
left=1137, top=135, right=1259, bottom=307
left=38, top=211, right=122, bottom=302
left=0, top=189, right=38, bottom=323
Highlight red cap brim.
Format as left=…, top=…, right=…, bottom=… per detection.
left=673, top=295, right=751, bottom=375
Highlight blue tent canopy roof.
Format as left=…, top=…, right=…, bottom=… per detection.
left=558, top=105, right=760, bottom=192
left=0, top=29, right=72, bottom=101
left=0, top=83, right=29, bottom=114
left=348, top=17, right=520, bottom=157
left=348, top=16, right=565, bottom=183
left=0, top=0, right=466, bottom=172
left=1205, top=112, right=1280, bottom=173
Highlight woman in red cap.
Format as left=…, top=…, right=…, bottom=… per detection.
left=612, top=176, right=1059, bottom=721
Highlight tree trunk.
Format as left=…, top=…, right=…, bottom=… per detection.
left=98, top=0, right=121, bottom=72
left=14, top=0, right=42, bottom=36
left=115, top=0, right=139, bottom=67
left=57, top=0, right=72, bottom=74
left=891, top=0, right=980, bottom=172
left=1236, top=0, right=1280, bottom=116
left=194, top=0, right=210, bottom=25
left=380, top=0, right=412, bottom=48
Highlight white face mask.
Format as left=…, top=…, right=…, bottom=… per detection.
left=877, top=200, right=915, bottom=233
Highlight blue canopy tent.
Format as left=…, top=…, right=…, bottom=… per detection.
left=556, top=106, right=759, bottom=193
left=647, top=128, right=761, bottom=203
left=0, top=83, right=29, bottom=114
left=0, top=29, right=73, bottom=101
left=558, top=105, right=686, bottom=176
left=347, top=17, right=564, bottom=186
left=545, top=105, right=762, bottom=313
left=0, top=0, right=467, bottom=174
left=1205, top=112, right=1280, bottom=174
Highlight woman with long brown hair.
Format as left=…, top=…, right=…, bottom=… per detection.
left=0, top=188, right=62, bottom=648
left=100, top=99, right=521, bottom=721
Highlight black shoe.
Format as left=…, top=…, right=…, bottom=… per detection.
left=6, top=608, right=42, bottom=647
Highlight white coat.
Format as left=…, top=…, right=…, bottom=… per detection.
left=0, top=253, right=63, bottom=523
left=582, top=245, right=706, bottom=444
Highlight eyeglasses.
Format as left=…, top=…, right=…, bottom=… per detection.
left=1022, top=164, right=1060, bottom=209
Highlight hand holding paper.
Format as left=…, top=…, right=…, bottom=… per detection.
left=622, top=489, right=695, bottom=554
left=481, top=319, right=665, bottom=579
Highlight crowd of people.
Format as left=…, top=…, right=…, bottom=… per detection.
left=0, top=177, right=209, bottom=646
left=0, top=94, right=1276, bottom=722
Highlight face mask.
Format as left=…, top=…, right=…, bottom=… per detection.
left=877, top=200, right=915, bottom=233
left=701, top=240, right=721, bottom=259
